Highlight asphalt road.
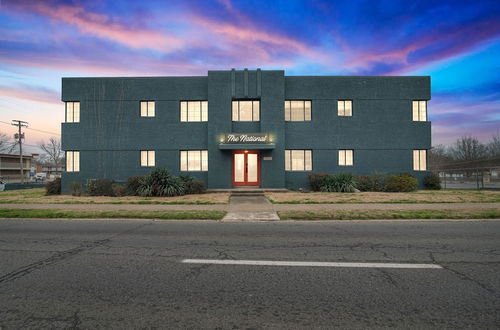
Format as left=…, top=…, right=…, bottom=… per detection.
left=0, top=219, right=499, bottom=329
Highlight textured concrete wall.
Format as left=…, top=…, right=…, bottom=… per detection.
left=61, top=71, right=431, bottom=192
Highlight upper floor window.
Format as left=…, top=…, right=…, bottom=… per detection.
left=65, top=102, right=80, bottom=123
left=285, top=100, right=311, bottom=121
left=412, top=100, right=427, bottom=121
left=180, top=150, right=208, bottom=171
left=140, top=150, right=155, bottom=167
left=180, top=101, right=208, bottom=122
left=140, top=101, right=155, bottom=117
left=285, top=150, right=312, bottom=171
left=413, top=150, right=427, bottom=171
left=338, top=149, right=353, bottom=166
left=66, top=151, right=80, bottom=172
left=338, top=100, right=352, bottom=116
left=232, top=100, right=260, bottom=122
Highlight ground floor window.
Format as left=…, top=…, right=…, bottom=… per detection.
left=140, top=150, right=155, bottom=167
left=338, top=149, right=353, bottom=166
left=180, top=150, right=208, bottom=171
left=285, top=150, right=312, bottom=171
left=413, top=149, right=427, bottom=171
left=66, top=151, right=80, bottom=172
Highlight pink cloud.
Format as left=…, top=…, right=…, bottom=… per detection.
left=9, top=2, right=185, bottom=53
left=0, top=85, right=60, bottom=104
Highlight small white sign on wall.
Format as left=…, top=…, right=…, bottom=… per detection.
left=263, top=157, right=272, bottom=160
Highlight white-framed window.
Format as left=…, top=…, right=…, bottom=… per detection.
left=285, top=150, right=312, bottom=171
left=412, top=100, right=427, bottom=121
left=140, top=101, right=155, bottom=117
left=180, top=150, right=208, bottom=171
left=180, top=101, right=208, bottom=122
left=338, top=149, right=353, bottom=166
left=413, top=150, right=427, bottom=171
left=338, top=100, right=352, bottom=116
left=140, top=150, right=155, bottom=167
left=232, top=100, right=260, bottom=121
left=66, top=151, right=80, bottom=172
left=285, top=100, right=312, bottom=121
left=65, top=102, right=80, bottom=123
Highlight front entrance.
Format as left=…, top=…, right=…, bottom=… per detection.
left=232, top=150, right=260, bottom=186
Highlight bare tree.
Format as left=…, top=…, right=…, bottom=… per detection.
left=428, top=144, right=453, bottom=169
left=449, top=136, right=486, bottom=161
left=0, top=132, right=15, bottom=153
left=486, top=134, right=500, bottom=158
left=38, top=137, right=63, bottom=165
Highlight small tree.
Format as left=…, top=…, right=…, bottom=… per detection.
left=486, top=134, right=500, bottom=158
left=0, top=132, right=15, bottom=153
left=39, top=137, right=63, bottom=165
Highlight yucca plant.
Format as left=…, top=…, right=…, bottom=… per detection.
left=320, top=173, right=357, bottom=193
left=138, top=168, right=185, bottom=197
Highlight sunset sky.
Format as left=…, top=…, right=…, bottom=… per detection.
left=1, top=0, right=499, bottom=153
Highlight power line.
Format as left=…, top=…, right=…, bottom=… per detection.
left=0, top=120, right=60, bottom=135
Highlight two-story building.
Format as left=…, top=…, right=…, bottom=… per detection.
left=61, top=69, right=431, bottom=192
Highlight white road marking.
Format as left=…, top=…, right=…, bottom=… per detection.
left=181, top=259, right=443, bottom=269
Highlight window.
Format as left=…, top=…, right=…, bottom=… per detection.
left=338, top=149, right=353, bottom=166
left=66, top=151, right=80, bottom=172
left=140, top=101, right=155, bottom=117
left=338, top=100, right=352, bottom=116
left=285, top=150, right=312, bottom=171
left=180, top=101, right=208, bottom=122
left=140, top=150, right=155, bottom=167
left=412, top=100, right=427, bottom=121
left=413, top=150, right=427, bottom=171
left=65, top=102, right=80, bottom=123
left=232, top=100, right=260, bottom=121
left=285, top=100, right=311, bottom=121
left=180, top=150, right=208, bottom=171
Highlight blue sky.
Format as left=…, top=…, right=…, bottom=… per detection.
left=0, top=0, right=499, bottom=150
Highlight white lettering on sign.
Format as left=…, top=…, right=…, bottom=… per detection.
left=225, top=133, right=269, bottom=144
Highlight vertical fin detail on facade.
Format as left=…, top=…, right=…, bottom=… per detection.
left=244, top=68, right=249, bottom=97
left=257, top=68, right=261, bottom=97
left=231, top=68, right=235, bottom=97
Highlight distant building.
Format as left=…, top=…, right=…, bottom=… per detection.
left=61, top=69, right=431, bottom=192
left=41, top=163, right=65, bottom=178
left=0, top=153, right=38, bottom=182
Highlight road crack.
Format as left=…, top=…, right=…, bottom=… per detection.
left=0, top=222, right=151, bottom=286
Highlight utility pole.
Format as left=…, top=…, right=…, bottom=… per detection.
left=11, top=120, right=28, bottom=184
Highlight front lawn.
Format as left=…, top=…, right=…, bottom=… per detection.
left=267, top=190, right=500, bottom=204
left=0, top=188, right=229, bottom=204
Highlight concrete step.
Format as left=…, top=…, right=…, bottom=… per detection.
left=231, top=192, right=265, bottom=196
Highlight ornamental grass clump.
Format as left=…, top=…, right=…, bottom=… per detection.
left=319, top=173, right=357, bottom=193
left=138, top=168, right=185, bottom=197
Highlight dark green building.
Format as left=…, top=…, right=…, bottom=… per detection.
left=61, top=69, right=431, bottom=192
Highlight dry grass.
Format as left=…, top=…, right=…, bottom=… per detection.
left=267, top=190, right=500, bottom=204
left=278, top=208, right=500, bottom=220
left=0, top=188, right=230, bottom=204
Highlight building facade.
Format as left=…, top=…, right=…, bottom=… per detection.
left=61, top=69, right=431, bottom=192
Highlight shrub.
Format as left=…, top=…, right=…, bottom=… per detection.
left=308, top=173, right=329, bottom=191
left=138, top=168, right=185, bottom=197
left=320, top=173, right=357, bottom=193
left=112, top=183, right=128, bottom=197
left=179, top=173, right=194, bottom=184
left=356, top=172, right=385, bottom=192
left=424, top=173, right=441, bottom=190
left=69, top=181, right=82, bottom=196
left=87, top=178, right=114, bottom=196
left=45, top=178, right=61, bottom=195
left=383, top=173, right=418, bottom=192
left=185, top=180, right=206, bottom=194
left=126, top=175, right=145, bottom=196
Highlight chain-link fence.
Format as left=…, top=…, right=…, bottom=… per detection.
left=433, top=167, right=500, bottom=190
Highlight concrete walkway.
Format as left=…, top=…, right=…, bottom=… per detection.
left=222, top=195, right=280, bottom=221
left=0, top=202, right=498, bottom=212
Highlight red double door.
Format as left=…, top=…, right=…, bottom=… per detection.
left=232, top=151, right=260, bottom=186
